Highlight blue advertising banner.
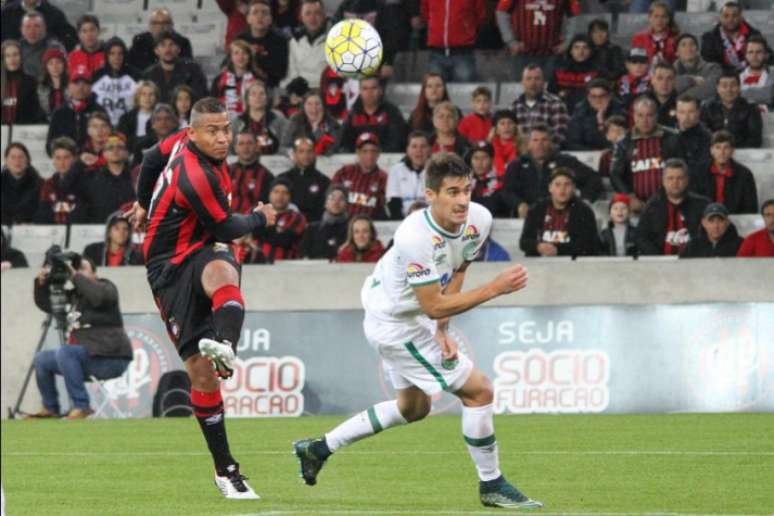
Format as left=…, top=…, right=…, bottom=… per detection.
left=41, top=303, right=773, bottom=418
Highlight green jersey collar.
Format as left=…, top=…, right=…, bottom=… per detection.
left=423, top=208, right=465, bottom=239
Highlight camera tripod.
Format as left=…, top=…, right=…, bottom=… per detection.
left=7, top=312, right=68, bottom=419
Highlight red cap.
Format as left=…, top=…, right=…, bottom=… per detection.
left=609, top=193, right=631, bottom=209
left=355, top=132, right=380, bottom=149
left=71, top=65, right=92, bottom=83
left=41, top=47, right=66, bottom=66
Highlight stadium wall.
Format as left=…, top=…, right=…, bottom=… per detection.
left=2, top=260, right=773, bottom=418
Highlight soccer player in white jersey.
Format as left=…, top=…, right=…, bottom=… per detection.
left=294, top=153, right=543, bottom=510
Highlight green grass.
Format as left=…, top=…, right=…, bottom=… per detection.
left=2, top=414, right=774, bottom=515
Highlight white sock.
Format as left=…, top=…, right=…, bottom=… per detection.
left=325, top=400, right=406, bottom=452
left=462, top=403, right=501, bottom=481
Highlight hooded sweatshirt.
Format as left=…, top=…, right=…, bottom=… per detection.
left=91, top=38, right=140, bottom=126
left=83, top=211, right=144, bottom=266
left=548, top=35, right=599, bottom=113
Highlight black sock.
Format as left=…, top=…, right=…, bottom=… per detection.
left=191, top=388, right=236, bottom=475
left=311, top=437, right=332, bottom=459
left=211, top=285, right=245, bottom=346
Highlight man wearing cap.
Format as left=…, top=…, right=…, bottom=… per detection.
left=680, top=203, right=743, bottom=258
left=332, top=132, right=389, bottom=220
left=277, top=137, right=331, bottom=223
left=737, top=199, right=774, bottom=257
left=46, top=69, right=107, bottom=154
left=503, top=124, right=602, bottom=219
left=692, top=130, right=758, bottom=215
left=617, top=48, right=651, bottom=108
left=230, top=129, right=275, bottom=215
left=142, top=30, right=208, bottom=104
left=600, top=194, right=638, bottom=257
left=253, top=177, right=307, bottom=262
left=387, top=131, right=430, bottom=220
left=519, top=168, right=600, bottom=258
left=71, top=132, right=136, bottom=224
left=19, top=10, right=65, bottom=81
left=339, top=77, right=408, bottom=153
left=127, top=8, right=193, bottom=73
left=610, top=95, right=684, bottom=213
left=566, top=78, right=626, bottom=151
left=467, top=141, right=512, bottom=218
left=636, top=158, right=710, bottom=256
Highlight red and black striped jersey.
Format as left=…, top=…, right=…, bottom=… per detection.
left=253, top=209, right=306, bottom=262
left=229, top=161, right=274, bottom=214
left=496, top=0, right=579, bottom=56
left=143, top=140, right=232, bottom=284
left=630, top=136, right=665, bottom=201
left=331, top=164, right=388, bottom=219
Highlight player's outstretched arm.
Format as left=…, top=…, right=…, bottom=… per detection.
left=414, top=264, right=528, bottom=320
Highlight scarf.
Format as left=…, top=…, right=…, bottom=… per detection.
left=740, top=67, right=768, bottom=87
left=491, top=137, right=518, bottom=178
left=618, top=73, right=650, bottom=96
left=472, top=169, right=501, bottom=198
left=70, top=98, right=88, bottom=112
left=719, top=22, right=750, bottom=69
left=710, top=163, right=733, bottom=205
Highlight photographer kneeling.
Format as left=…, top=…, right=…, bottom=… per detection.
left=31, top=253, right=133, bottom=419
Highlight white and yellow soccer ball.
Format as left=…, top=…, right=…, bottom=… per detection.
left=324, top=19, right=383, bottom=79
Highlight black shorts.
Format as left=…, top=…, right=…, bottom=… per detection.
left=151, top=244, right=241, bottom=361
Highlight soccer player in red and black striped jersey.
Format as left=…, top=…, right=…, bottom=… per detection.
left=253, top=178, right=307, bottom=261
left=610, top=96, right=684, bottom=213
left=230, top=130, right=274, bottom=214
left=129, top=98, right=276, bottom=500
left=496, top=0, right=580, bottom=74
left=331, top=132, right=388, bottom=220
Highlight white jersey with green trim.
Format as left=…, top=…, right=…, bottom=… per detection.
left=362, top=202, right=492, bottom=322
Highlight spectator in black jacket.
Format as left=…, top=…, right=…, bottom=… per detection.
left=234, top=0, right=289, bottom=88
left=588, top=18, right=625, bottom=81
left=700, top=2, right=765, bottom=73
left=548, top=34, right=600, bottom=114
left=1, top=0, right=78, bottom=51
left=700, top=71, right=762, bottom=148
left=675, top=94, right=711, bottom=177
left=467, top=141, right=512, bottom=218
left=692, top=130, right=758, bottom=214
left=680, top=202, right=743, bottom=258
left=35, top=136, right=78, bottom=224
left=504, top=124, right=602, bottom=219
left=31, top=258, right=133, bottom=418
left=83, top=211, right=144, bottom=266
left=130, top=103, right=179, bottom=167
left=519, top=168, right=600, bottom=258
left=338, top=77, right=408, bottom=152
left=1, top=228, right=28, bottom=271
left=301, top=185, right=349, bottom=260
left=277, top=137, right=331, bottom=223
left=46, top=68, right=106, bottom=154
left=142, top=31, right=207, bottom=104
left=600, top=194, right=638, bottom=257
left=566, top=78, right=625, bottom=151
left=1, top=39, right=43, bottom=125
left=648, top=62, right=678, bottom=128
left=1, top=142, right=41, bottom=225
left=611, top=95, right=684, bottom=213
left=72, top=133, right=136, bottom=224
left=127, top=8, right=193, bottom=73
left=636, top=158, right=710, bottom=256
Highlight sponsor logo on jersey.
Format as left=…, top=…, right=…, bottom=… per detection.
left=630, top=157, right=664, bottom=173
left=431, top=235, right=446, bottom=250
left=407, top=262, right=432, bottom=280
left=462, top=225, right=480, bottom=242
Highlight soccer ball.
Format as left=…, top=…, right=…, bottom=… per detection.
left=324, top=19, right=383, bottom=79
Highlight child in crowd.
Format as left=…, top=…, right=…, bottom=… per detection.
left=598, top=115, right=628, bottom=177
left=617, top=48, right=651, bottom=108
left=600, top=194, right=638, bottom=256
left=171, top=85, right=193, bottom=129
left=488, top=110, right=520, bottom=178
left=458, top=86, right=494, bottom=144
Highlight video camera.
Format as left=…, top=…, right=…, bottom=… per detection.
left=44, top=245, right=81, bottom=286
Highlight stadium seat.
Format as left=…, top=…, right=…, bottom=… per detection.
left=497, top=82, right=524, bottom=107
left=615, top=13, right=649, bottom=39
left=745, top=10, right=774, bottom=38
left=729, top=214, right=765, bottom=236
left=147, top=0, right=195, bottom=23
left=68, top=225, right=107, bottom=255
left=447, top=83, right=497, bottom=111
left=9, top=225, right=67, bottom=267
left=113, top=23, right=148, bottom=49
left=178, top=21, right=225, bottom=57
left=92, top=0, right=145, bottom=24
left=489, top=218, right=525, bottom=258
left=675, top=12, right=719, bottom=36
left=260, top=155, right=293, bottom=175
left=385, top=83, right=422, bottom=110
left=565, top=13, right=612, bottom=37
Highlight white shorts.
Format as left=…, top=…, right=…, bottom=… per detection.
left=363, top=311, right=473, bottom=396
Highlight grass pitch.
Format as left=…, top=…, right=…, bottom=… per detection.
left=2, top=413, right=773, bottom=515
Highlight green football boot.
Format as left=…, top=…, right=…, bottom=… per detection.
left=293, top=438, right=329, bottom=486
left=480, top=476, right=544, bottom=510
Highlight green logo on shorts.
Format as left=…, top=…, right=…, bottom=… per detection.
left=441, top=358, right=458, bottom=370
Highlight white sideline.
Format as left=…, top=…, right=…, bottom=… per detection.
left=233, top=512, right=756, bottom=516
left=2, top=450, right=772, bottom=457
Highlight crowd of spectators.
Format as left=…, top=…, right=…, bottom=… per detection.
left=2, top=0, right=773, bottom=267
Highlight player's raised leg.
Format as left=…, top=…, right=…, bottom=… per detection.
left=294, top=386, right=430, bottom=486
left=199, top=259, right=244, bottom=379
left=455, top=368, right=543, bottom=510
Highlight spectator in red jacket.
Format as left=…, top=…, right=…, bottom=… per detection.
left=458, top=86, right=493, bottom=144
left=410, top=73, right=455, bottom=134
left=210, top=39, right=257, bottom=118
left=489, top=109, right=519, bottom=179
left=420, top=0, right=486, bottom=82
left=68, top=15, right=104, bottom=79
left=630, top=1, right=678, bottom=67
left=336, top=214, right=385, bottom=263
left=217, top=0, right=250, bottom=50
left=332, top=132, right=388, bottom=219
left=737, top=199, right=774, bottom=257
left=495, top=0, right=580, bottom=79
